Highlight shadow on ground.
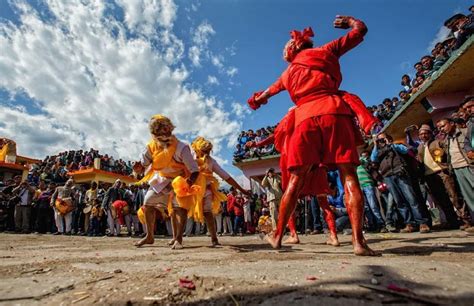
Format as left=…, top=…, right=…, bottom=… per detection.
left=186, top=264, right=473, bottom=305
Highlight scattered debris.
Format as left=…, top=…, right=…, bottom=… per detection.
left=86, top=275, right=114, bottom=285
left=143, top=296, right=166, bottom=302
left=371, top=278, right=379, bottom=285
left=72, top=294, right=90, bottom=304
left=386, top=283, right=410, bottom=292
left=306, top=276, right=318, bottom=281
left=179, top=278, right=196, bottom=290
left=114, top=269, right=122, bottom=273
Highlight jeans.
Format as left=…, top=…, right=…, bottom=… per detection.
left=89, top=218, right=100, bottom=236
left=310, top=197, right=323, bottom=231
left=334, top=208, right=350, bottom=232
left=453, top=167, right=474, bottom=212
left=234, top=215, right=244, bottom=234
left=362, top=186, right=385, bottom=228
left=384, top=175, right=429, bottom=226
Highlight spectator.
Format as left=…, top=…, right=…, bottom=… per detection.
left=233, top=192, right=245, bottom=236
left=12, top=180, right=36, bottom=233
left=327, top=184, right=350, bottom=233
left=102, top=179, right=123, bottom=236
left=51, top=179, right=76, bottom=235
left=401, top=74, right=412, bottom=93
left=371, top=133, right=431, bottom=233
left=35, top=182, right=56, bottom=234
left=421, top=55, right=435, bottom=78
left=261, top=168, right=283, bottom=230
left=357, top=151, right=387, bottom=232
left=417, top=124, right=468, bottom=229
left=414, top=62, right=424, bottom=77
left=444, top=13, right=474, bottom=49
left=436, top=118, right=474, bottom=218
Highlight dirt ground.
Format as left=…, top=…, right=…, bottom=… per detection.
left=0, top=230, right=473, bottom=305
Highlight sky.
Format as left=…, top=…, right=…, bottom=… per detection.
left=0, top=0, right=472, bottom=180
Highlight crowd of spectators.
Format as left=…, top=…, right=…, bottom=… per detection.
left=0, top=96, right=472, bottom=239
left=233, top=126, right=277, bottom=162
left=0, top=9, right=473, bottom=243
left=27, top=149, right=133, bottom=185
left=368, top=8, right=474, bottom=127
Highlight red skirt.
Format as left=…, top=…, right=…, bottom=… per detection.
left=286, top=114, right=360, bottom=169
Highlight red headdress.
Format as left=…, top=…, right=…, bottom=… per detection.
left=283, top=27, right=314, bottom=62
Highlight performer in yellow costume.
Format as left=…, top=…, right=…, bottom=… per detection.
left=190, top=137, right=249, bottom=246
left=133, top=115, right=200, bottom=249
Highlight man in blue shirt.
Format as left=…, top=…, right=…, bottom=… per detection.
left=371, top=133, right=430, bottom=233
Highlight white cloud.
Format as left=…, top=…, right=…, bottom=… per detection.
left=231, top=102, right=250, bottom=118
left=427, top=26, right=450, bottom=52
left=192, top=21, right=215, bottom=46
left=211, top=55, right=224, bottom=69
left=188, top=21, right=215, bottom=67
left=226, top=66, right=238, bottom=77
left=207, top=75, right=219, bottom=85
left=188, top=45, right=201, bottom=66
left=0, top=0, right=240, bottom=161
left=117, top=0, right=177, bottom=34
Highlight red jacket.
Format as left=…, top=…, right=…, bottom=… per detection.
left=227, top=193, right=235, bottom=214
left=233, top=196, right=244, bottom=216
left=266, top=21, right=377, bottom=134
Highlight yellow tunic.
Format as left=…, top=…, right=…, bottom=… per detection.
left=139, top=137, right=201, bottom=214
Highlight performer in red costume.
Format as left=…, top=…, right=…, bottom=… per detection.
left=248, top=121, right=340, bottom=247
left=248, top=15, right=379, bottom=256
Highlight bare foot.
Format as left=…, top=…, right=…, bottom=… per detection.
left=134, top=237, right=154, bottom=247
left=326, top=235, right=340, bottom=247
left=264, top=234, right=282, bottom=249
left=283, top=235, right=300, bottom=245
left=167, top=239, right=176, bottom=246
left=171, top=241, right=183, bottom=250
left=353, top=242, right=380, bottom=256
left=211, top=239, right=221, bottom=247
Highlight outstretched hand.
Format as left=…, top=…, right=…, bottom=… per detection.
left=333, top=15, right=353, bottom=29
left=247, top=91, right=268, bottom=110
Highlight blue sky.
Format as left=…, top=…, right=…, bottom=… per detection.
left=0, top=0, right=471, bottom=180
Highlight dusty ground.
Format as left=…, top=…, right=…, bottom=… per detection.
left=0, top=230, right=473, bottom=305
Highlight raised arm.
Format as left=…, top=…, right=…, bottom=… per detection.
left=248, top=77, right=286, bottom=110
left=323, top=15, right=368, bottom=57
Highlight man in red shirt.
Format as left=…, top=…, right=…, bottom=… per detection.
left=248, top=15, right=378, bottom=256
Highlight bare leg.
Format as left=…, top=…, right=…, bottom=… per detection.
left=174, top=207, right=188, bottom=245
left=266, top=165, right=311, bottom=249
left=204, top=212, right=219, bottom=246
left=168, top=211, right=178, bottom=245
left=282, top=213, right=300, bottom=244
left=317, top=195, right=340, bottom=247
left=338, top=164, right=378, bottom=256
left=134, top=206, right=156, bottom=247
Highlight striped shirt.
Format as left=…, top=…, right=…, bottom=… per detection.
left=356, top=165, right=374, bottom=188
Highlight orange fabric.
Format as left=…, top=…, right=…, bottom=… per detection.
left=138, top=136, right=187, bottom=184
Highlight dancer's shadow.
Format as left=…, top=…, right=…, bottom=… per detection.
left=227, top=243, right=297, bottom=253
